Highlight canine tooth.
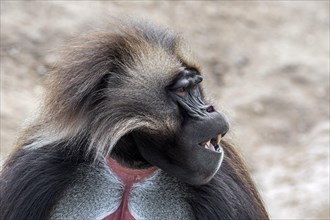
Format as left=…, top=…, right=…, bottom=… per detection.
left=206, top=140, right=211, bottom=147
left=216, top=135, right=222, bottom=145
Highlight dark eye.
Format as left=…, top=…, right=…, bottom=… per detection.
left=175, top=86, right=187, bottom=97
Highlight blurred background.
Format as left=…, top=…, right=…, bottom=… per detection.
left=1, top=1, right=329, bottom=219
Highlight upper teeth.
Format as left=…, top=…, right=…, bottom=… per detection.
left=216, top=135, right=222, bottom=145
left=203, top=135, right=222, bottom=149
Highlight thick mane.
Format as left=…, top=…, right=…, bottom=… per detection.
left=20, top=22, right=180, bottom=159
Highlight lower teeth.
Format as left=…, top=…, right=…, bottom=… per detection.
left=215, top=145, right=222, bottom=152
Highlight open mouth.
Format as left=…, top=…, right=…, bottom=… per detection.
left=199, top=134, right=223, bottom=153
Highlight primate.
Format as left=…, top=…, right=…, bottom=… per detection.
left=0, top=21, right=269, bottom=220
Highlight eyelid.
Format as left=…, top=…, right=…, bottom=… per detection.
left=168, top=69, right=203, bottom=91
left=170, top=79, right=190, bottom=90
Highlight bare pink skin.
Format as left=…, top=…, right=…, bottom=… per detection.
left=103, top=158, right=158, bottom=220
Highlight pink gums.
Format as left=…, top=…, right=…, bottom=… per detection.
left=103, top=158, right=158, bottom=220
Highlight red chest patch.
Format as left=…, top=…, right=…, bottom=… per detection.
left=103, top=158, right=158, bottom=220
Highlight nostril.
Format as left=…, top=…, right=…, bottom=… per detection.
left=221, top=131, right=227, bottom=137
left=206, top=105, right=215, bottom=113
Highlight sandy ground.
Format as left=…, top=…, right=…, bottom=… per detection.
left=1, top=1, right=329, bottom=219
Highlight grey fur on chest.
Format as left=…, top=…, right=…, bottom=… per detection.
left=50, top=163, right=194, bottom=220
left=50, top=163, right=124, bottom=220
left=129, top=170, right=194, bottom=220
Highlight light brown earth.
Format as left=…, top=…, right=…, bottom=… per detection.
left=1, top=1, right=329, bottom=219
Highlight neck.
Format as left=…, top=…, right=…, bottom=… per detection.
left=110, top=133, right=152, bottom=169
left=107, top=157, right=158, bottom=182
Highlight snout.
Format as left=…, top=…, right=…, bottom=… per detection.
left=203, top=105, right=230, bottom=138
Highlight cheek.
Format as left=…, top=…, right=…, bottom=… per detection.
left=159, top=97, right=183, bottom=123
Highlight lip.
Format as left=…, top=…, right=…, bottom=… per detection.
left=195, top=138, right=225, bottom=183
